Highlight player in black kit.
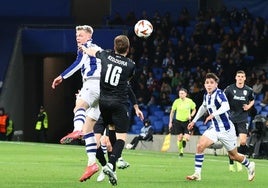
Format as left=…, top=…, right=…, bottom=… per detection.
left=224, top=70, right=255, bottom=172
left=81, top=35, right=142, bottom=186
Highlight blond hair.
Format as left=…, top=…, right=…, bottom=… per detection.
left=76, top=25, right=93, bottom=34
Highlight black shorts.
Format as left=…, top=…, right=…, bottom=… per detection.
left=171, top=119, right=189, bottom=135
left=99, top=100, right=130, bottom=133
left=93, top=116, right=106, bottom=134
left=234, top=122, right=248, bottom=136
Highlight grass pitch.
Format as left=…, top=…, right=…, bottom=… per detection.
left=0, top=141, right=267, bottom=188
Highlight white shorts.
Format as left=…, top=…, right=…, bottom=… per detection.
left=86, top=105, right=100, bottom=121
left=76, top=79, right=100, bottom=107
left=77, top=79, right=100, bottom=120
left=203, top=125, right=237, bottom=151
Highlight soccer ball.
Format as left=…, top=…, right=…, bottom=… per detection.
left=134, top=20, right=153, bottom=38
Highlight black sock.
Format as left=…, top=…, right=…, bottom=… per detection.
left=96, top=147, right=107, bottom=167
left=109, top=130, right=116, bottom=146
left=229, top=155, right=234, bottom=165
left=109, top=139, right=125, bottom=171
left=238, top=145, right=248, bottom=155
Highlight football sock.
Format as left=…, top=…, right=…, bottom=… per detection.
left=177, top=140, right=183, bottom=153
left=109, top=130, right=116, bottom=146
left=109, top=139, right=125, bottom=171
left=83, top=132, right=97, bottom=166
left=96, top=146, right=107, bottom=166
left=195, top=153, right=204, bottom=174
left=73, top=108, right=86, bottom=131
left=229, top=155, right=234, bottom=165
left=101, top=144, right=107, bottom=154
left=241, top=156, right=250, bottom=168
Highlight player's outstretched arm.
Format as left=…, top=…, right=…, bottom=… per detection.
left=51, top=75, right=63, bottom=89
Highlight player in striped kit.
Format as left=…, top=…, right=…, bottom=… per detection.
left=186, top=73, right=255, bottom=181
left=52, top=25, right=102, bottom=181
left=52, top=25, right=101, bottom=144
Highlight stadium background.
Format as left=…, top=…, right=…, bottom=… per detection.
left=0, top=0, right=267, bottom=143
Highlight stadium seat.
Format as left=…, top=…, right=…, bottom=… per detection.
left=148, top=115, right=159, bottom=124
left=169, top=37, right=178, bottom=45
left=141, top=110, right=148, bottom=118
left=129, top=123, right=143, bottom=134
left=255, top=93, right=264, bottom=101
left=260, top=111, right=268, bottom=117
left=153, top=110, right=164, bottom=118
left=169, top=94, right=177, bottom=102
left=148, top=105, right=161, bottom=115
left=153, top=120, right=164, bottom=134
left=262, top=105, right=268, bottom=112
left=255, top=105, right=263, bottom=114
left=152, top=67, right=163, bottom=81
left=134, top=116, right=143, bottom=124
left=162, top=115, right=170, bottom=126
left=213, top=43, right=221, bottom=53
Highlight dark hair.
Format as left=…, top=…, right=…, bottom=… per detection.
left=236, top=70, right=246, bottom=76
left=144, top=119, right=151, bottom=126
left=114, top=35, right=130, bottom=54
left=179, top=88, right=188, bottom=93
left=205, top=73, right=219, bottom=83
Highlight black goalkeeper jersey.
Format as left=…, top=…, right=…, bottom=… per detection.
left=96, top=50, right=136, bottom=102
left=224, top=84, right=255, bottom=123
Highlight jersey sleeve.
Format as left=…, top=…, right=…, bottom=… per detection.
left=127, top=83, right=138, bottom=105
left=61, top=50, right=83, bottom=79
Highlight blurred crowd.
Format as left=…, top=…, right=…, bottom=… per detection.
left=107, top=6, right=268, bottom=111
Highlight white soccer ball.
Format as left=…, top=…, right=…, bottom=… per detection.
left=134, top=20, right=153, bottom=38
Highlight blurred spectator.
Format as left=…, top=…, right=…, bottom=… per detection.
left=260, top=79, right=268, bottom=106
left=147, top=95, right=158, bottom=107
left=136, top=82, right=150, bottom=108
left=247, top=72, right=258, bottom=87
left=176, top=7, right=191, bottom=30
left=6, top=116, right=14, bottom=141
left=159, top=92, right=172, bottom=111
left=171, top=72, right=183, bottom=93
left=126, top=119, right=153, bottom=150
left=146, top=72, right=156, bottom=91
left=166, top=65, right=174, bottom=78
left=160, top=81, right=172, bottom=96
left=230, top=7, right=241, bottom=26
left=35, top=106, right=48, bottom=143
left=109, top=12, right=124, bottom=25
left=0, top=107, right=9, bottom=140
left=240, top=7, right=252, bottom=20
left=252, top=79, right=263, bottom=95
left=125, top=11, right=137, bottom=26
left=162, top=52, right=175, bottom=70
left=258, top=69, right=267, bottom=83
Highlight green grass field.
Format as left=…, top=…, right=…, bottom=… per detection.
left=0, top=141, right=267, bottom=188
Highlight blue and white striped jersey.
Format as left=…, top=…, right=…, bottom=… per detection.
left=193, top=88, right=234, bottom=132
left=61, top=40, right=101, bottom=81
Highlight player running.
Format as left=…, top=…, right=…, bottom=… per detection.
left=186, top=73, right=255, bottom=181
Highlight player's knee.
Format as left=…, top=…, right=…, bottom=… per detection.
left=240, top=140, right=247, bottom=146
left=196, top=143, right=205, bottom=152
